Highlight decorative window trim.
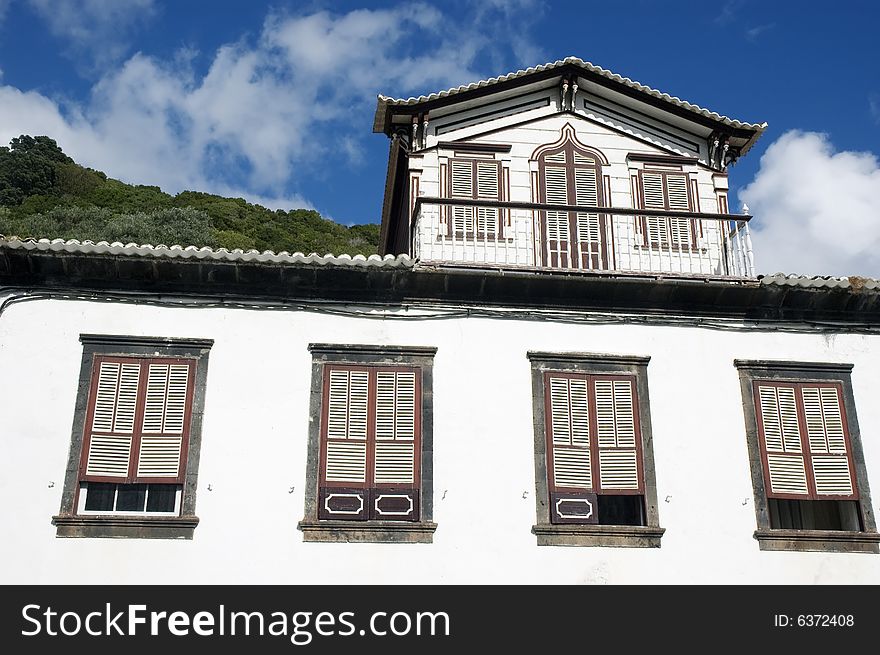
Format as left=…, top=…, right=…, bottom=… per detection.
left=53, top=334, right=213, bottom=539
left=734, top=359, right=879, bottom=553
left=527, top=351, right=664, bottom=547
left=298, top=344, right=437, bottom=544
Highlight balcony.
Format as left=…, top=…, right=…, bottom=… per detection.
left=411, top=197, right=755, bottom=279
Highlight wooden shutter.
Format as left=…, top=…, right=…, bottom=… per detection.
left=544, top=164, right=570, bottom=266
left=450, top=159, right=475, bottom=235
left=665, top=173, right=692, bottom=246
left=548, top=376, right=592, bottom=490
left=756, top=384, right=808, bottom=496
left=475, top=161, right=500, bottom=237
left=81, top=356, right=195, bottom=485
left=574, top=168, right=600, bottom=242
left=641, top=171, right=668, bottom=244
left=319, top=365, right=421, bottom=522
left=641, top=170, right=693, bottom=246
left=84, top=360, right=141, bottom=479
left=754, top=381, right=857, bottom=500
left=372, top=369, right=420, bottom=521
left=545, top=372, right=643, bottom=524
left=594, top=378, right=640, bottom=491
left=801, top=386, right=854, bottom=497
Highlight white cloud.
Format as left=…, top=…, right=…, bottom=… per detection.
left=745, top=23, right=775, bottom=41
left=714, top=0, right=745, bottom=25
left=0, top=4, right=538, bottom=213
left=27, top=0, right=157, bottom=71
left=870, top=93, right=880, bottom=125
left=740, top=131, right=880, bottom=277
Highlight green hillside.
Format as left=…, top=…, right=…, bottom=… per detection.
left=0, top=135, right=380, bottom=255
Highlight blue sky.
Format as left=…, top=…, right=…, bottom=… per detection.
left=1, top=0, right=879, bottom=275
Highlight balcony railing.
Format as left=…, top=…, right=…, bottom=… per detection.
left=411, top=197, right=755, bottom=278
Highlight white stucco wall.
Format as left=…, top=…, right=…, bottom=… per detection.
left=2, top=295, right=879, bottom=584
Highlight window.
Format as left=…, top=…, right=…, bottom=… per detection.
left=639, top=168, right=696, bottom=248
left=735, top=360, right=879, bottom=553
left=448, top=158, right=501, bottom=237
left=528, top=352, right=664, bottom=547
left=53, top=335, right=212, bottom=539
left=535, top=129, right=608, bottom=270
left=299, top=344, right=437, bottom=543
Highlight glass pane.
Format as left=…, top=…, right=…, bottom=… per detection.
left=597, top=494, right=646, bottom=526
left=84, top=483, right=116, bottom=511
left=116, top=484, right=147, bottom=511
left=146, top=484, right=178, bottom=512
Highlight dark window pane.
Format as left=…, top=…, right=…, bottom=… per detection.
left=115, top=484, right=147, bottom=511
left=84, top=483, right=116, bottom=511
left=598, top=495, right=645, bottom=526
left=146, top=485, right=178, bottom=512
left=768, top=499, right=863, bottom=531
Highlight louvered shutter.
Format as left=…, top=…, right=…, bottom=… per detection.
left=319, top=365, right=421, bottom=522
left=544, top=164, right=570, bottom=267
left=665, top=173, right=692, bottom=246
left=450, top=159, right=475, bottom=235
left=320, top=368, right=370, bottom=520
left=754, top=382, right=857, bottom=500
left=642, top=171, right=668, bottom=245
left=548, top=376, right=592, bottom=489
left=802, top=386, right=856, bottom=497
left=372, top=369, right=420, bottom=521
left=135, top=362, right=192, bottom=482
left=594, top=378, right=640, bottom=491
left=81, top=356, right=195, bottom=484
left=574, top=167, right=602, bottom=268
left=475, top=161, right=500, bottom=237
left=756, top=384, right=809, bottom=496
left=83, top=360, right=141, bottom=480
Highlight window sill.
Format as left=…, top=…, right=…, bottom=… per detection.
left=754, top=529, right=880, bottom=553
left=52, top=515, right=199, bottom=539
left=298, top=520, right=437, bottom=544
left=532, top=523, right=664, bottom=548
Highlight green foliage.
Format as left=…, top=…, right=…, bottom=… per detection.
left=8, top=135, right=73, bottom=164
left=0, top=134, right=380, bottom=255
left=55, top=163, right=105, bottom=197
left=0, top=205, right=217, bottom=247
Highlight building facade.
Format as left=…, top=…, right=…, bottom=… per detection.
left=2, top=58, right=879, bottom=584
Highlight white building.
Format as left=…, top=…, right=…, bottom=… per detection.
left=2, top=57, right=879, bottom=584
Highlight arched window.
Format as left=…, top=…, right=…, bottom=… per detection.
left=534, top=125, right=608, bottom=270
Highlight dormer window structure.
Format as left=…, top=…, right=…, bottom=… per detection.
left=375, top=57, right=765, bottom=279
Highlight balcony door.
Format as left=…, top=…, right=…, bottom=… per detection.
left=537, top=136, right=608, bottom=270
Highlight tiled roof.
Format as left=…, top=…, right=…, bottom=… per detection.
left=760, top=273, right=880, bottom=291
left=0, top=236, right=414, bottom=268
left=375, top=56, right=767, bottom=134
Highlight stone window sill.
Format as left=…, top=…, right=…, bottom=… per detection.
left=754, top=529, right=880, bottom=553
left=532, top=523, right=664, bottom=547
left=298, top=520, right=437, bottom=544
left=52, top=515, right=199, bottom=539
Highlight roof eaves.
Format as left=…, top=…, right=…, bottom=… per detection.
left=375, top=56, right=767, bottom=136
left=759, top=273, right=880, bottom=291
left=0, top=236, right=413, bottom=269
